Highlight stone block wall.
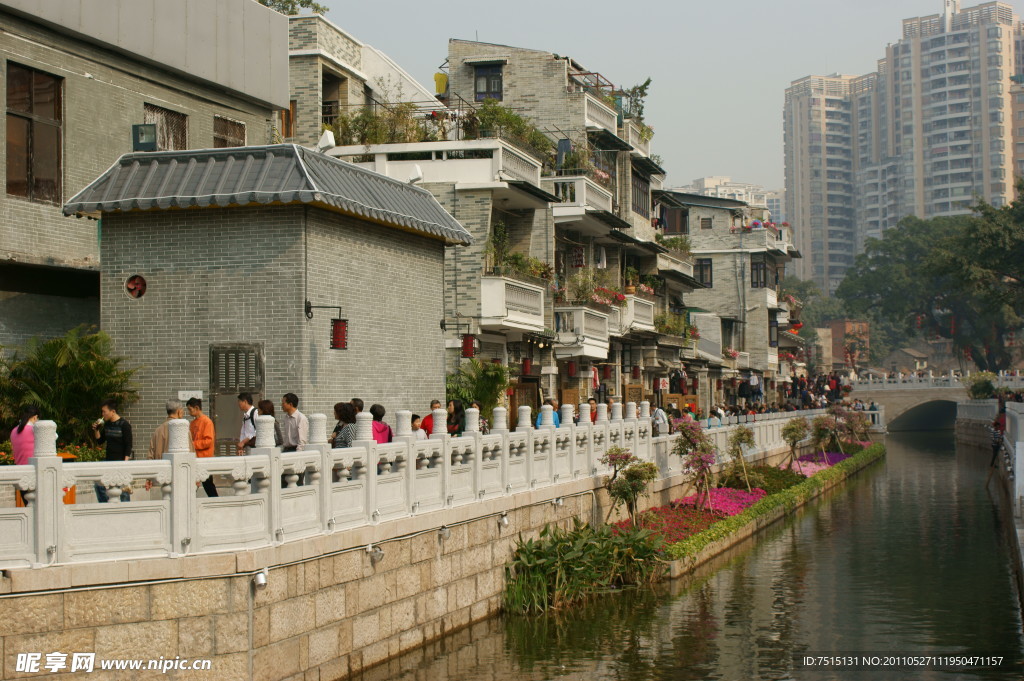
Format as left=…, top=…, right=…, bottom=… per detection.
left=100, top=205, right=447, bottom=440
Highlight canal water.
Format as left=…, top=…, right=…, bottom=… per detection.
left=351, top=432, right=1024, bottom=681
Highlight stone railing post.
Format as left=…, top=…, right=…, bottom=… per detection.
left=579, top=402, right=591, bottom=425
left=255, top=415, right=277, bottom=449
left=539, top=404, right=554, bottom=427
left=625, top=401, right=637, bottom=420
left=309, top=413, right=327, bottom=446
left=491, top=407, right=508, bottom=434
left=517, top=406, right=532, bottom=432
left=560, top=404, right=575, bottom=427
left=596, top=403, right=609, bottom=423
left=465, top=407, right=480, bottom=433
left=395, top=410, right=413, bottom=440
left=430, top=408, right=447, bottom=438
left=611, top=402, right=623, bottom=421
left=356, top=412, right=374, bottom=442
left=165, top=418, right=195, bottom=556
left=639, top=401, right=651, bottom=418
left=29, top=420, right=61, bottom=565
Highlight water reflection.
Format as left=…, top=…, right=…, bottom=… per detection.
left=348, top=433, right=1023, bottom=681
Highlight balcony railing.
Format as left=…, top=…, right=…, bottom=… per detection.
left=480, top=276, right=545, bottom=332
left=330, top=138, right=543, bottom=188
left=583, top=93, right=619, bottom=136
left=625, top=119, right=651, bottom=157
left=621, top=295, right=655, bottom=333
left=554, top=305, right=611, bottom=358
left=547, top=175, right=614, bottom=213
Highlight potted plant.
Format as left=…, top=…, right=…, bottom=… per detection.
left=624, top=266, right=639, bottom=294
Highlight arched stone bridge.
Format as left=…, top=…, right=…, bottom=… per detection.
left=851, top=374, right=1023, bottom=430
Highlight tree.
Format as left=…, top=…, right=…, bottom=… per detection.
left=444, top=359, right=510, bottom=421
left=836, top=214, right=1018, bottom=371
left=0, top=327, right=140, bottom=445
left=257, top=0, right=328, bottom=15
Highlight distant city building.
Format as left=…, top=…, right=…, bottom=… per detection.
left=786, top=0, right=1021, bottom=294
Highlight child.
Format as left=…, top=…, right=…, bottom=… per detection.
left=411, top=414, right=428, bottom=440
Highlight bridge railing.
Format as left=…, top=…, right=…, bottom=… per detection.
left=853, top=373, right=1024, bottom=392
left=0, top=405, right=827, bottom=569
left=1003, top=403, right=1024, bottom=518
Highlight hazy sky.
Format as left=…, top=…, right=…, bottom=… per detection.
left=321, top=0, right=1015, bottom=189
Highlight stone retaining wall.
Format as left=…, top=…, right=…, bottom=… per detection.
left=0, top=441, right=803, bottom=681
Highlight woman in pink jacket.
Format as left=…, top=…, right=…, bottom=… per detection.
left=10, top=405, right=40, bottom=465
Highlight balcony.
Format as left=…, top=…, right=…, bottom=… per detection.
left=546, top=175, right=613, bottom=212
left=480, top=276, right=546, bottom=332
left=624, top=119, right=651, bottom=157
left=553, top=305, right=610, bottom=359
left=583, top=93, right=619, bottom=137
left=329, top=138, right=544, bottom=194
left=621, top=295, right=656, bottom=333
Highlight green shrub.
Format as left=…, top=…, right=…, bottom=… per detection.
left=718, top=465, right=804, bottom=495
left=503, top=519, right=666, bottom=615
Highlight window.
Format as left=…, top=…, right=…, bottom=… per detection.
left=695, top=258, right=713, bottom=287
left=6, top=62, right=62, bottom=203
left=700, top=217, right=712, bottom=230
left=144, top=103, right=187, bottom=151
left=278, top=100, right=296, bottom=139
left=769, top=313, right=779, bottom=348
left=664, top=207, right=688, bottom=234
left=750, top=257, right=768, bottom=288
left=213, top=116, right=246, bottom=148
left=474, top=65, right=503, bottom=101
left=631, top=172, right=650, bottom=218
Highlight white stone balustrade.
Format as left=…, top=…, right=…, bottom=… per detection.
left=0, top=409, right=829, bottom=568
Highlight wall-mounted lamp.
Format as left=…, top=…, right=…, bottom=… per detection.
left=132, top=123, right=157, bottom=152
left=305, top=301, right=348, bottom=350
left=499, top=512, right=509, bottom=528
left=461, top=334, right=476, bottom=359
left=366, top=544, right=385, bottom=564
left=603, top=365, right=612, bottom=380
left=439, top=525, right=452, bottom=541
left=631, top=366, right=641, bottom=380
left=252, top=567, right=268, bottom=590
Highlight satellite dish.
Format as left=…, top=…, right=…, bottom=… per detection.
left=316, top=130, right=336, bottom=153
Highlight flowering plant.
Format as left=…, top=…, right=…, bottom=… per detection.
left=636, top=282, right=655, bottom=296
left=676, top=487, right=766, bottom=516
left=594, top=286, right=626, bottom=306
left=600, top=446, right=659, bottom=527
left=591, top=293, right=613, bottom=306
left=723, top=347, right=740, bottom=360
left=671, top=419, right=718, bottom=510
left=779, top=351, right=797, bottom=363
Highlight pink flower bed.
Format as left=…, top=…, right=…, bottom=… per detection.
left=676, top=487, right=767, bottom=516
left=783, top=461, right=830, bottom=477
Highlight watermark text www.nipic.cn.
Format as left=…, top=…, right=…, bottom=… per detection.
left=15, top=652, right=213, bottom=673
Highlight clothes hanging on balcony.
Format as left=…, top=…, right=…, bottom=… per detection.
left=594, top=246, right=607, bottom=269
left=556, top=138, right=572, bottom=168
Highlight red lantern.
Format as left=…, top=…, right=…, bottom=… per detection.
left=631, top=365, right=640, bottom=379
left=716, top=379, right=723, bottom=390
left=567, top=360, right=577, bottom=377
left=692, top=376, right=699, bottom=391
left=602, top=365, right=611, bottom=380
left=790, top=321, right=804, bottom=331
left=461, top=334, right=476, bottom=358
left=523, top=358, right=532, bottom=374
left=330, top=319, right=348, bottom=350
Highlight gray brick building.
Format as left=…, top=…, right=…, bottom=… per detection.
left=63, top=144, right=470, bottom=447
left=0, top=0, right=288, bottom=350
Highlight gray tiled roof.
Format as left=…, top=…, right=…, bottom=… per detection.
left=62, top=144, right=472, bottom=245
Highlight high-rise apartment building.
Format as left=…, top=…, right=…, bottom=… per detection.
left=677, top=177, right=785, bottom=222
left=786, top=1, right=1020, bottom=294
left=783, top=75, right=857, bottom=291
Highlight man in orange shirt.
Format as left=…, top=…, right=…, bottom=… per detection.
left=187, top=397, right=218, bottom=497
